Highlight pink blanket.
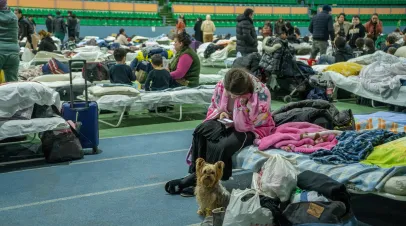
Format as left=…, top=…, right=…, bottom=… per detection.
left=257, top=122, right=340, bottom=153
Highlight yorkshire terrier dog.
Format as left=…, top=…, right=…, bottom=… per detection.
left=195, top=158, right=230, bottom=217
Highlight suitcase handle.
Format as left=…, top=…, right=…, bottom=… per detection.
left=68, top=59, right=89, bottom=110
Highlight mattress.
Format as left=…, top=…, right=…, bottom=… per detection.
left=0, top=117, right=69, bottom=140
left=324, top=71, right=406, bottom=107
left=83, top=85, right=215, bottom=112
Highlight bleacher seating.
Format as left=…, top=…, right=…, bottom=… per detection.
left=14, top=8, right=163, bottom=27
left=172, top=0, right=299, bottom=4
left=312, top=0, right=406, bottom=5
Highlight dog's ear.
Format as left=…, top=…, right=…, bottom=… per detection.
left=214, top=161, right=224, bottom=181
left=196, top=158, right=206, bottom=178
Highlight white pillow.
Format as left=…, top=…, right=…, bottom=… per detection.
left=88, top=86, right=140, bottom=97
left=384, top=176, right=406, bottom=196
left=395, top=46, right=406, bottom=58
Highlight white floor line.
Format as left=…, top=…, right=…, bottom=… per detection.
left=100, top=129, right=193, bottom=140
left=2, top=149, right=189, bottom=175
left=71, top=149, right=189, bottom=165
left=0, top=182, right=166, bottom=212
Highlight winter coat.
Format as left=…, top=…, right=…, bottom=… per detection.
left=232, top=52, right=261, bottom=74
left=236, top=14, right=258, bottom=54
left=53, top=15, right=66, bottom=34
left=274, top=20, right=285, bottom=35
left=272, top=99, right=355, bottom=131
left=17, top=17, right=34, bottom=41
left=334, top=44, right=354, bottom=62
left=333, top=21, right=351, bottom=38
left=347, top=23, right=366, bottom=48
left=193, top=20, right=203, bottom=42
left=364, top=20, right=383, bottom=41
left=46, top=18, right=53, bottom=33
left=260, top=37, right=295, bottom=77
left=309, top=11, right=335, bottom=41
left=37, top=36, right=56, bottom=53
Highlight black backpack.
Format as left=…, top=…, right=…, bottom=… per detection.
left=83, top=62, right=110, bottom=83
left=40, top=121, right=84, bottom=163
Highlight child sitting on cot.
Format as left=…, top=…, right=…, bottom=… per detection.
left=66, top=36, right=77, bottom=50
left=144, top=54, right=171, bottom=91
left=353, top=38, right=366, bottom=57
left=109, top=48, right=137, bottom=86
left=364, top=38, right=376, bottom=55
left=388, top=47, right=397, bottom=55
left=318, top=36, right=353, bottom=64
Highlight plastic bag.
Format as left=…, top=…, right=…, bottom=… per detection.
left=255, top=154, right=298, bottom=202
left=22, top=47, right=35, bottom=62
left=223, top=189, right=274, bottom=226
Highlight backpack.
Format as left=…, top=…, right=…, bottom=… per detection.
left=83, top=62, right=110, bottom=82
left=40, top=121, right=84, bottom=163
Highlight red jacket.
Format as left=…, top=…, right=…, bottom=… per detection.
left=364, top=20, right=383, bottom=40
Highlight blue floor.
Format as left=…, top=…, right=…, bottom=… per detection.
left=0, top=130, right=206, bottom=226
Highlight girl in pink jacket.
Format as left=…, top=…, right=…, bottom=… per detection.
left=165, top=68, right=275, bottom=197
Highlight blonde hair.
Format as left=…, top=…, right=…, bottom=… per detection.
left=38, top=30, right=51, bottom=38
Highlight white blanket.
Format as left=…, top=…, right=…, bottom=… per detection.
left=0, top=117, right=68, bottom=140
left=359, top=60, right=406, bottom=99
left=0, top=82, right=60, bottom=118
left=348, top=51, right=402, bottom=65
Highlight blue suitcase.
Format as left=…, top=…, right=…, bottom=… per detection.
left=61, top=60, right=100, bottom=154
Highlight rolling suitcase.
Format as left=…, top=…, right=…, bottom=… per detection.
left=61, top=60, right=100, bottom=154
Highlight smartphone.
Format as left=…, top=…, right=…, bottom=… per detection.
left=218, top=118, right=233, bottom=124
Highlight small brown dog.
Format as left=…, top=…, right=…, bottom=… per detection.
left=195, top=158, right=230, bottom=217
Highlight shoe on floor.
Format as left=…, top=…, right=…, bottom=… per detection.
left=180, top=186, right=195, bottom=197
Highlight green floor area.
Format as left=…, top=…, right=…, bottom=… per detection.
left=99, top=99, right=381, bottom=138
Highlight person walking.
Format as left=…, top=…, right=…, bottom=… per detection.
left=308, top=5, right=335, bottom=59
left=201, top=15, right=216, bottom=43
left=236, top=8, right=258, bottom=56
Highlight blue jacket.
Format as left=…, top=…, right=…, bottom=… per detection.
left=309, top=11, right=334, bottom=41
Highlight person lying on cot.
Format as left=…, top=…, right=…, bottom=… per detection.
left=165, top=68, right=275, bottom=197
left=109, top=48, right=137, bottom=87
left=168, top=32, right=201, bottom=88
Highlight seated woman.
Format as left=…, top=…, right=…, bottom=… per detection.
left=115, top=28, right=130, bottom=46
left=165, top=68, right=275, bottom=197
left=33, top=30, right=56, bottom=54
left=169, top=32, right=200, bottom=87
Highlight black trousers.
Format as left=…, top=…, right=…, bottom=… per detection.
left=189, top=120, right=254, bottom=180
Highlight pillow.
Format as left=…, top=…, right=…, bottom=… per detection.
left=88, top=86, right=140, bottom=97
left=384, top=176, right=406, bottom=196
left=394, top=46, right=406, bottom=58
left=361, top=136, right=406, bottom=168
left=323, top=62, right=363, bottom=77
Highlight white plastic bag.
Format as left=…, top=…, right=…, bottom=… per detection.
left=223, top=189, right=274, bottom=226
left=256, top=154, right=298, bottom=202
left=21, top=47, right=35, bottom=62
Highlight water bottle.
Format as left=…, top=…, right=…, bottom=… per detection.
left=326, top=80, right=334, bottom=102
